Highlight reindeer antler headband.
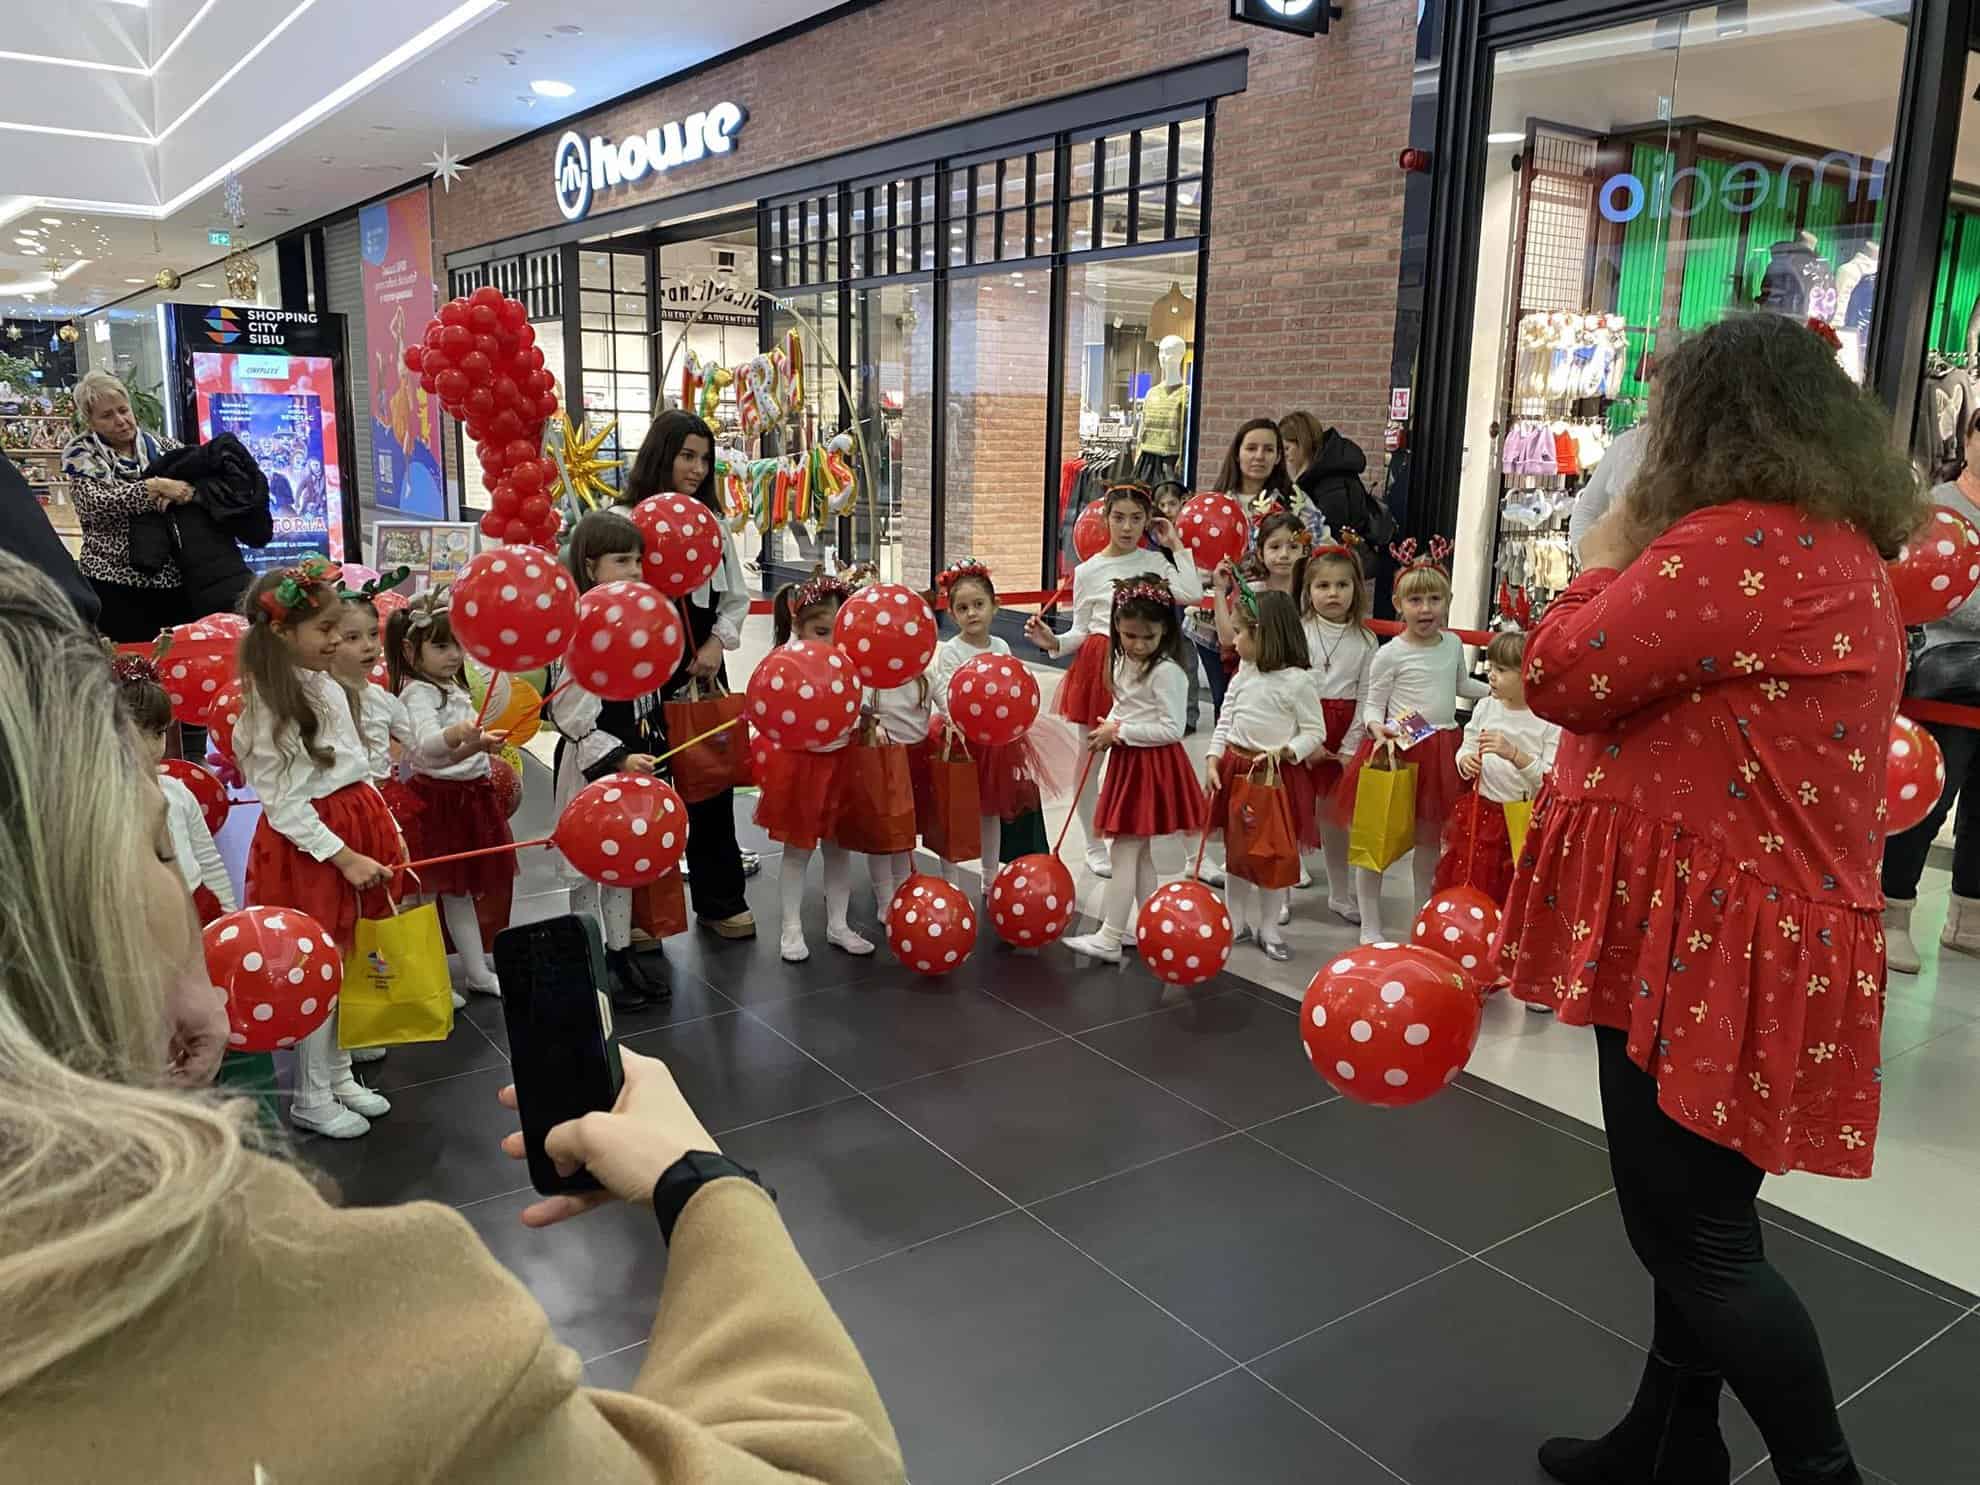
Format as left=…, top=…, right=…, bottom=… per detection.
left=1389, top=535, right=1453, bottom=585
left=1307, top=529, right=1362, bottom=564
left=406, top=584, right=452, bottom=631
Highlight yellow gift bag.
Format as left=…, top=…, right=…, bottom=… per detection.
left=1348, top=744, right=1418, bottom=872
left=340, top=900, right=455, bottom=1048
left=1504, top=797, right=1535, bottom=863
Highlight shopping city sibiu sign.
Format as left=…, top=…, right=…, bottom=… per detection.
left=1596, top=146, right=1888, bottom=225
left=553, top=102, right=748, bottom=222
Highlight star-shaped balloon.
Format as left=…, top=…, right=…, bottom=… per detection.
left=546, top=409, right=624, bottom=513
left=427, top=136, right=471, bottom=193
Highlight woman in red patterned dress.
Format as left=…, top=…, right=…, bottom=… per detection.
left=1500, top=314, right=1923, bottom=1485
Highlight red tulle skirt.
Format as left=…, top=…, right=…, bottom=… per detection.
left=754, top=747, right=854, bottom=850
left=972, top=714, right=1081, bottom=821
left=1095, top=742, right=1209, bottom=838
left=245, top=782, right=404, bottom=946
left=1332, top=727, right=1464, bottom=830
left=1209, top=747, right=1321, bottom=851
left=1054, top=633, right=1112, bottom=726
left=376, top=775, right=424, bottom=827
left=1432, top=788, right=1517, bottom=905
left=193, top=885, right=225, bottom=926
left=401, top=772, right=516, bottom=898
left=1305, top=698, right=1361, bottom=802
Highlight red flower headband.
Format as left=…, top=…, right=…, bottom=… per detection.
left=1806, top=316, right=1843, bottom=353
left=1111, top=573, right=1175, bottom=611
left=256, top=554, right=339, bottom=623
left=110, top=652, right=162, bottom=687
left=936, top=556, right=992, bottom=593
left=789, top=569, right=853, bottom=613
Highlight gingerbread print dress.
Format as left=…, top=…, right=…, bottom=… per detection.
left=1497, top=500, right=1902, bottom=1178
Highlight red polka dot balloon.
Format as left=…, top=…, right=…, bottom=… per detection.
left=948, top=653, right=1040, bottom=748
left=1300, top=943, right=1483, bottom=1108
left=160, top=617, right=241, bottom=725
left=451, top=546, right=578, bottom=673
left=833, top=583, right=937, bottom=688
left=1410, top=887, right=1503, bottom=990
left=490, top=753, right=523, bottom=819
left=1885, top=714, right=1946, bottom=834
left=204, top=906, right=343, bottom=1054
left=554, top=772, right=689, bottom=888
left=1072, top=499, right=1109, bottom=562
left=1890, top=504, right=1980, bottom=626
left=745, top=640, right=862, bottom=749
left=204, top=677, right=246, bottom=764
left=1135, top=880, right=1234, bottom=986
left=747, top=730, right=776, bottom=787
left=1175, top=492, right=1251, bottom=576
left=628, top=493, right=727, bottom=598
left=161, top=757, right=229, bottom=836
left=988, top=853, right=1076, bottom=946
left=886, top=873, right=979, bottom=975
left=570, top=580, right=685, bottom=701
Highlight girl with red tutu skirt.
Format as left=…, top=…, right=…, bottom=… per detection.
left=1025, top=485, right=1203, bottom=877
left=234, top=559, right=404, bottom=1140
left=1204, top=587, right=1327, bottom=961
left=860, top=597, right=934, bottom=925
left=114, top=656, right=238, bottom=925
left=386, top=590, right=515, bottom=1002
left=1299, top=543, right=1380, bottom=924
left=1063, top=575, right=1208, bottom=966
left=755, top=571, right=878, bottom=964
left=1333, top=539, right=1488, bottom=942
left=1435, top=631, right=1559, bottom=913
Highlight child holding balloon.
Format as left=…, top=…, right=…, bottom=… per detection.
left=115, top=655, right=237, bottom=924
left=233, top=557, right=403, bottom=1140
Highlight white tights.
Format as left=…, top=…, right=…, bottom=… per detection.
left=1224, top=877, right=1290, bottom=941
left=1093, top=833, right=1159, bottom=947
left=871, top=851, right=913, bottom=921
left=783, top=843, right=853, bottom=940
left=1354, top=825, right=1441, bottom=943
left=438, top=893, right=493, bottom=978
left=935, top=817, right=1008, bottom=899
left=569, top=880, right=634, bottom=951
left=1312, top=821, right=1354, bottom=908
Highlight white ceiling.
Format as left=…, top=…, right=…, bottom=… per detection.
left=0, top=0, right=843, bottom=320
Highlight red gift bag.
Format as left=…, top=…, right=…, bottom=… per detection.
left=664, top=680, right=751, bottom=803
left=924, top=733, right=982, bottom=864
left=1226, top=755, right=1301, bottom=889
left=633, top=869, right=688, bottom=939
left=837, top=729, right=919, bottom=855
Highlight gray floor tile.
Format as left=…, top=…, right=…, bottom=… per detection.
left=618, top=1010, right=853, bottom=1135
left=751, top=979, right=1059, bottom=1090
left=1839, top=1309, right=1980, bottom=1485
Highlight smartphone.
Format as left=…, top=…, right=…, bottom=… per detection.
left=494, top=914, right=625, bottom=1196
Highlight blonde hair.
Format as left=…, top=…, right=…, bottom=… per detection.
left=73, top=368, right=133, bottom=426
left=0, top=555, right=255, bottom=1395
left=1394, top=565, right=1452, bottom=603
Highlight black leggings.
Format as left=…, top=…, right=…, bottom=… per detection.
left=1597, top=1027, right=1857, bottom=1479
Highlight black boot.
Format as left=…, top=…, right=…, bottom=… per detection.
left=604, top=949, right=651, bottom=1011
left=620, top=945, right=673, bottom=1004
left=1540, top=1353, right=1732, bottom=1485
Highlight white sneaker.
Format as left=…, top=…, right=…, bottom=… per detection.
left=1196, top=862, right=1227, bottom=887
left=450, top=989, right=467, bottom=1010
left=1296, top=867, right=1313, bottom=889
left=1329, top=898, right=1362, bottom=925
left=349, top=1045, right=388, bottom=1064
left=1233, top=925, right=1257, bottom=947
left=827, top=925, right=876, bottom=956
left=464, top=970, right=501, bottom=998
left=1085, top=844, right=1113, bottom=878
left=780, top=926, right=811, bottom=963
left=1063, top=931, right=1123, bottom=965
left=292, top=1103, right=370, bottom=1139
left=1277, top=899, right=1292, bottom=926
left=331, top=1080, right=391, bottom=1118
left=1358, top=923, right=1384, bottom=946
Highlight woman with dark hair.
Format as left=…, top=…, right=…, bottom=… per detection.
left=618, top=410, right=755, bottom=940
left=1501, top=313, right=1922, bottom=1485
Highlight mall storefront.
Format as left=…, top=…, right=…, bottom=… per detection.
left=428, top=0, right=1421, bottom=593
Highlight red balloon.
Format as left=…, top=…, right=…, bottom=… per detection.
left=160, top=757, right=229, bottom=835
left=465, top=386, right=496, bottom=423
left=1175, top=492, right=1251, bottom=575
left=421, top=346, right=453, bottom=376
left=1134, top=880, right=1234, bottom=986
left=402, top=345, right=424, bottom=373
left=439, top=299, right=469, bottom=328
left=509, top=458, right=544, bottom=496
left=988, top=854, right=1076, bottom=946
left=470, top=285, right=504, bottom=310
left=451, top=545, right=580, bottom=672
left=371, top=589, right=409, bottom=626
left=490, top=753, right=523, bottom=819
left=205, top=906, right=344, bottom=1053
left=468, top=304, right=499, bottom=333
left=746, top=640, right=863, bottom=749
left=1300, top=943, right=1483, bottom=1108
left=520, top=495, right=551, bottom=526
left=494, top=377, right=524, bottom=411
left=535, top=390, right=559, bottom=420
left=418, top=373, right=439, bottom=396
left=886, top=874, right=980, bottom=975
left=459, top=350, right=493, bottom=383
left=628, top=494, right=727, bottom=597
left=554, top=772, right=688, bottom=887
left=1072, top=499, right=1109, bottom=562
left=747, top=729, right=775, bottom=787
left=947, top=653, right=1040, bottom=747
left=1889, top=504, right=1980, bottom=626
left=490, top=409, right=525, bottom=442
left=1409, top=887, right=1504, bottom=989
left=521, top=368, right=550, bottom=399
left=499, top=296, right=528, bottom=329
left=525, top=343, right=545, bottom=369
left=472, top=332, right=500, bottom=359
left=435, top=369, right=469, bottom=407
left=423, top=321, right=446, bottom=349
left=832, top=583, right=937, bottom=687
left=159, top=621, right=239, bottom=725
left=440, top=323, right=473, bottom=357
left=570, top=580, right=686, bottom=700
left=478, top=510, right=507, bottom=539
left=503, top=438, right=538, bottom=469
left=203, top=677, right=245, bottom=763
left=503, top=517, right=532, bottom=543
left=517, top=322, right=538, bottom=351
left=1886, top=714, right=1946, bottom=834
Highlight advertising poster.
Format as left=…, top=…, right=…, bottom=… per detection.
left=374, top=520, right=480, bottom=591
left=191, top=348, right=347, bottom=569
left=359, top=187, right=446, bottom=517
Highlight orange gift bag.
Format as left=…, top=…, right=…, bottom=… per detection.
left=664, top=679, right=751, bottom=803
left=1225, top=754, right=1301, bottom=889
left=837, top=723, right=919, bottom=855
left=924, top=731, right=982, bottom=863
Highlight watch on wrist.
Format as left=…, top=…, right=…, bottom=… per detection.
left=650, top=1151, right=769, bottom=1243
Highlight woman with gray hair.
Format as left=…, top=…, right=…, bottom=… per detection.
left=61, top=369, right=193, bottom=640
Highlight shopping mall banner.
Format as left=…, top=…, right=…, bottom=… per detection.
left=359, top=186, right=446, bottom=517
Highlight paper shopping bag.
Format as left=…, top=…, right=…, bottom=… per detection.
left=838, top=740, right=919, bottom=855
left=1347, top=746, right=1418, bottom=872
left=1503, top=798, right=1534, bottom=864
left=341, top=901, right=454, bottom=1048
left=664, top=680, right=751, bottom=803
left=1227, top=755, right=1301, bottom=889
left=924, top=734, right=982, bottom=863
left=633, top=869, right=688, bottom=939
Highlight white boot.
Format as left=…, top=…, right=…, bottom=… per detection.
left=1883, top=896, right=1920, bottom=975
left=1942, top=894, right=1980, bottom=958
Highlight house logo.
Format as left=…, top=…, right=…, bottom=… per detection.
left=552, top=102, right=747, bottom=223
left=203, top=306, right=242, bottom=344
left=553, top=131, right=591, bottom=223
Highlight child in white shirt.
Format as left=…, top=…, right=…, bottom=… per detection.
left=1436, top=629, right=1559, bottom=905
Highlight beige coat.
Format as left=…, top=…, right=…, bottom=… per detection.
left=3, top=1156, right=904, bottom=1483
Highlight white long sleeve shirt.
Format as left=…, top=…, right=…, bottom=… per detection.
left=1210, top=662, right=1329, bottom=762
left=160, top=772, right=236, bottom=911
left=1066, top=545, right=1205, bottom=641
left=357, top=685, right=416, bottom=785
left=929, top=633, right=1011, bottom=712
left=867, top=678, right=934, bottom=745
left=234, top=670, right=372, bottom=862
left=1456, top=696, right=1561, bottom=804
left=692, top=518, right=752, bottom=650
left=1302, top=616, right=1379, bottom=757
left=1105, top=655, right=1190, bottom=747
left=1361, top=632, right=1489, bottom=732
left=402, top=678, right=494, bottom=782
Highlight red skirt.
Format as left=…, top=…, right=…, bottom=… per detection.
left=754, top=747, right=854, bottom=850
left=1305, top=698, right=1361, bottom=802
left=401, top=772, right=516, bottom=898
left=193, top=885, right=225, bottom=926
left=1332, top=727, right=1464, bottom=830
left=1095, top=741, right=1209, bottom=838
left=1432, top=788, right=1516, bottom=905
left=1208, top=747, right=1321, bottom=850
left=977, top=739, right=1045, bottom=822
left=245, top=782, right=404, bottom=946
left=1054, top=633, right=1112, bottom=726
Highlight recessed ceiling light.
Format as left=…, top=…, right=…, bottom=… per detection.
left=196, top=281, right=216, bottom=288
left=124, top=277, right=147, bottom=284
left=1486, top=131, right=1525, bottom=145
left=531, top=79, right=574, bottom=98
left=40, top=217, right=61, bottom=225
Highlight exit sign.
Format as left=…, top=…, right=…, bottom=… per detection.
left=208, top=230, right=232, bottom=246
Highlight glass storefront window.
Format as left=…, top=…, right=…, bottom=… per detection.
left=1917, top=49, right=1980, bottom=480
left=854, top=281, right=933, bottom=583
left=944, top=270, right=1051, bottom=589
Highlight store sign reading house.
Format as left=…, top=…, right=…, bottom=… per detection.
left=554, top=103, right=748, bottom=222
left=1597, top=147, right=1887, bottom=224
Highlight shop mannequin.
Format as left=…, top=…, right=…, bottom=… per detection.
left=1837, top=242, right=1880, bottom=381
left=1134, top=335, right=1189, bottom=484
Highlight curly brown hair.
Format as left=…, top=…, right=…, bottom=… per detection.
left=1627, top=313, right=1926, bottom=560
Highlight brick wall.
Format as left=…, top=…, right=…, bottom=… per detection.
left=437, top=0, right=1418, bottom=567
